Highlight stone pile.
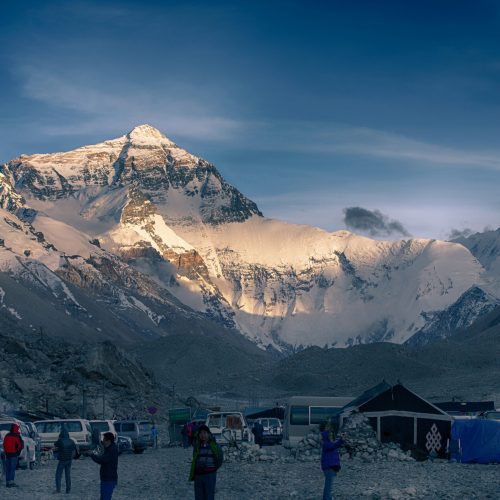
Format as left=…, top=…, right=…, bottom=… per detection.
left=224, top=442, right=295, bottom=464
left=294, top=412, right=414, bottom=463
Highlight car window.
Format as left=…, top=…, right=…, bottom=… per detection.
left=290, top=406, right=309, bottom=425
left=38, top=421, right=83, bottom=433
left=120, top=423, right=135, bottom=432
left=0, top=423, right=13, bottom=431
left=310, top=406, right=340, bottom=425
left=91, top=422, right=110, bottom=432
left=207, top=415, right=222, bottom=428
left=138, top=423, right=150, bottom=432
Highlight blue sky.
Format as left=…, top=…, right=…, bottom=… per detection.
left=1, top=0, right=499, bottom=239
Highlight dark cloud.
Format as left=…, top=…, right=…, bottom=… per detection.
left=447, top=228, right=474, bottom=241
left=343, top=207, right=411, bottom=237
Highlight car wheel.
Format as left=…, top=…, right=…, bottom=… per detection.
left=29, top=460, right=36, bottom=470
left=133, top=448, right=144, bottom=454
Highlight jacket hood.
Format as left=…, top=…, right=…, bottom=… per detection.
left=59, top=427, right=70, bottom=439
left=10, top=423, right=20, bottom=433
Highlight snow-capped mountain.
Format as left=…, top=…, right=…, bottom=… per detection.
left=451, top=228, right=500, bottom=282
left=1, top=125, right=498, bottom=351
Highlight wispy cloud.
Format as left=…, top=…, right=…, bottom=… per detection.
left=11, top=64, right=500, bottom=170
left=13, top=65, right=244, bottom=142
left=247, top=121, right=500, bottom=170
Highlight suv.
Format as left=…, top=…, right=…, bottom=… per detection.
left=34, top=419, right=92, bottom=455
left=89, top=420, right=118, bottom=445
left=114, top=421, right=151, bottom=454
left=206, top=412, right=250, bottom=445
left=0, top=419, right=37, bottom=469
left=254, top=418, right=283, bottom=445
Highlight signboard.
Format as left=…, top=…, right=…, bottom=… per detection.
left=168, top=408, right=191, bottom=423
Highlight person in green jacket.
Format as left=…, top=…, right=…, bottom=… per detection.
left=189, top=425, right=223, bottom=500
left=53, top=426, right=77, bottom=494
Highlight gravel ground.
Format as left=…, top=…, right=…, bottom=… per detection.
left=2, top=447, right=499, bottom=499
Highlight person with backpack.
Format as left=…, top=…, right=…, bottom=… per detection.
left=189, top=424, right=223, bottom=500
left=90, top=432, right=119, bottom=500
left=53, top=426, right=77, bottom=494
left=320, top=422, right=345, bottom=500
left=2, top=423, right=24, bottom=488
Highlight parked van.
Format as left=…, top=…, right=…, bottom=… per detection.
left=282, top=396, right=354, bottom=448
left=205, top=412, right=250, bottom=445
left=89, top=420, right=118, bottom=444
left=0, top=419, right=37, bottom=470
left=34, top=419, right=92, bottom=455
left=114, top=420, right=151, bottom=454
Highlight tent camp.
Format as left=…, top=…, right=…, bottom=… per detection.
left=341, top=382, right=453, bottom=458
left=451, top=419, right=500, bottom=463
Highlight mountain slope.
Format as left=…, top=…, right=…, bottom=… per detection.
left=1, top=125, right=498, bottom=351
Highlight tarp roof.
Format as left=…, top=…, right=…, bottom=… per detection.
left=451, top=419, right=500, bottom=463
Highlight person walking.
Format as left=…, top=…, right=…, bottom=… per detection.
left=53, top=426, right=77, bottom=494
left=90, top=432, right=119, bottom=500
left=320, top=422, right=345, bottom=500
left=2, top=423, right=23, bottom=488
left=189, top=424, right=223, bottom=500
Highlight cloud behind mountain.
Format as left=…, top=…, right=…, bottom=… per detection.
left=343, top=207, right=411, bottom=238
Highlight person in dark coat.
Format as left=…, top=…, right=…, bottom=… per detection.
left=2, top=423, right=24, bottom=488
left=91, top=432, right=119, bottom=500
left=189, top=424, right=223, bottom=500
left=252, top=421, right=264, bottom=448
left=320, top=423, right=345, bottom=500
left=53, top=426, right=77, bottom=493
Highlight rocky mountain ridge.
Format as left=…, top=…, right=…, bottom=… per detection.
left=1, top=125, right=499, bottom=352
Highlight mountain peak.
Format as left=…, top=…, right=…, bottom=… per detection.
left=126, top=124, right=176, bottom=147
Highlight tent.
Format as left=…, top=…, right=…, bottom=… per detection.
left=341, top=382, right=453, bottom=458
left=451, top=419, right=500, bottom=463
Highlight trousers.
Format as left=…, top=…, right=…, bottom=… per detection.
left=55, top=460, right=72, bottom=492
left=323, top=468, right=337, bottom=499
left=194, top=472, right=217, bottom=500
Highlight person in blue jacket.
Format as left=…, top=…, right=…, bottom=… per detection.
left=320, top=422, right=345, bottom=500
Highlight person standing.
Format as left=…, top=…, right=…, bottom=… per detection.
left=90, top=432, right=119, bottom=500
left=320, top=423, right=345, bottom=500
left=189, top=424, right=223, bottom=500
left=151, top=424, right=158, bottom=449
left=53, top=426, right=77, bottom=494
left=252, top=421, right=264, bottom=448
left=2, top=423, right=23, bottom=488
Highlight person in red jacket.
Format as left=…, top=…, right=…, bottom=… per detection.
left=3, top=423, right=24, bottom=488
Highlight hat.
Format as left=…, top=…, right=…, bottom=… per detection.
left=197, top=424, right=210, bottom=434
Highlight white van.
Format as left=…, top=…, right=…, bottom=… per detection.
left=34, top=419, right=93, bottom=454
left=205, top=412, right=250, bottom=445
left=89, top=420, right=118, bottom=443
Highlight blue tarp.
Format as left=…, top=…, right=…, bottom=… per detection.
left=451, top=419, right=500, bottom=463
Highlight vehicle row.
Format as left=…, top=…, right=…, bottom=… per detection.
left=32, top=418, right=155, bottom=455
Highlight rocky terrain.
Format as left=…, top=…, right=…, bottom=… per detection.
left=1, top=446, right=498, bottom=499
left=0, top=313, right=171, bottom=419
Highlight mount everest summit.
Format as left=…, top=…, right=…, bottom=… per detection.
left=1, top=124, right=499, bottom=352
